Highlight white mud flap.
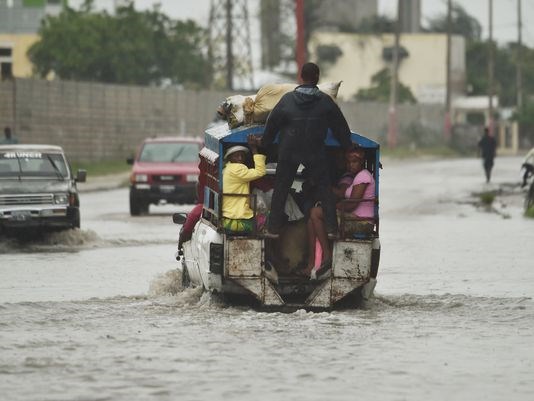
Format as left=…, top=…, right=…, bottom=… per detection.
left=232, top=278, right=284, bottom=306
left=306, top=279, right=332, bottom=308
left=226, top=237, right=262, bottom=277
left=307, top=240, right=373, bottom=308
left=333, top=240, right=372, bottom=280
left=226, top=238, right=284, bottom=306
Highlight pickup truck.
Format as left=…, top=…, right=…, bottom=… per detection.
left=0, top=144, right=86, bottom=233
left=172, top=123, right=381, bottom=311
left=127, top=136, right=202, bottom=215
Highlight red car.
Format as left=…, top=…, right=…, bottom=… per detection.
left=127, top=136, right=203, bottom=216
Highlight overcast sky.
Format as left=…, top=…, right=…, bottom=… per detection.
left=72, top=0, right=534, bottom=53
left=75, top=0, right=533, bottom=45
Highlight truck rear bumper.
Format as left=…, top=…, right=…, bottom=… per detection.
left=130, top=184, right=197, bottom=204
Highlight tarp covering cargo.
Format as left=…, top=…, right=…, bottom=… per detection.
left=253, top=81, right=342, bottom=123
left=217, top=81, right=342, bottom=129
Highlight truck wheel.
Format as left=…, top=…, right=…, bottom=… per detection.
left=72, top=210, right=81, bottom=229
left=139, top=201, right=149, bottom=214
left=130, top=194, right=141, bottom=216
left=181, top=265, right=191, bottom=288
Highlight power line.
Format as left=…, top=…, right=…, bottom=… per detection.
left=208, top=0, right=254, bottom=90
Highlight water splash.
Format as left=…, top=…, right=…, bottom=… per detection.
left=0, top=229, right=172, bottom=253
left=148, top=269, right=206, bottom=307
left=148, top=269, right=183, bottom=296
left=0, top=229, right=100, bottom=253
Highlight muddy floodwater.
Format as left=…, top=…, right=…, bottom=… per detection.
left=1, top=157, right=533, bottom=401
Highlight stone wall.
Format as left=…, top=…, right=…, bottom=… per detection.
left=0, top=78, right=445, bottom=161
left=0, top=80, right=15, bottom=133
left=339, top=101, right=445, bottom=147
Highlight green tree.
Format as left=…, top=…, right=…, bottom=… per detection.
left=466, top=41, right=534, bottom=107
left=355, top=68, right=416, bottom=104
left=426, top=3, right=482, bottom=42
left=427, top=3, right=534, bottom=109
left=28, top=2, right=209, bottom=87
left=513, top=101, right=534, bottom=144
left=351, top=15, right=395, bottom=34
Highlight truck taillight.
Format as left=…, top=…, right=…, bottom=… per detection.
left=209, top=243, right=224, bottom=274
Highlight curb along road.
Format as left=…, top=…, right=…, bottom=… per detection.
left=78, top=172, right=130, bottom=193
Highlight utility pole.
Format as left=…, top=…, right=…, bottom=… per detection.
left=488, top=0, right=494, bottom=136
left=444, top=0, right=452, bottom=142
left=225, top=0, right=234, bottom=90
left=516, top=0, right=523, bottom=109
left=388, top=0, right=402, bottom=148
left=295, top=0, right=305, bottom=81
left=208, top=0, right=254, bottom=90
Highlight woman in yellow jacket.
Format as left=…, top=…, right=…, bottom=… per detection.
left=222, top=134, right=266, bottom=233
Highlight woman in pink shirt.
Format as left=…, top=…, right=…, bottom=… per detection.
left=335, top=148, right=376, bottom=235
left=304, top=148, right=375, bottom=280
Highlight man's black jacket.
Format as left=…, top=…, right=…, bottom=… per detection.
left=261, top=85, right=352, bottom=163
left=478, top=134, right=496, bottom=160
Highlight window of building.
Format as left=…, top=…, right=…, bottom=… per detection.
left=1, top=63, right=13, bottom=80
left=0, top=48, right=13, bottom=57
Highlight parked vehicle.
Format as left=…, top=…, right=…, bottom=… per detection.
left=127, top=136, right=203, bottom=216
left=172, top=124, right=381, bottom=311
left=0, top=144, right=86, bottom=233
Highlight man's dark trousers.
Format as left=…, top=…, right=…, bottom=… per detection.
left=268, top=157, right=336, bottom=234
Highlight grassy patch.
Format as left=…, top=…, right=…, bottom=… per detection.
left=478, top=191, right=496, bottom=206
left=525, top=206, right=534, bottom=218
left=381, top=146, right=460, bottom=159
left=71, top=160, right=130, bottom=177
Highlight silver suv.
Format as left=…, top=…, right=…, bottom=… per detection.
left=0, top=144, right=86, bottom=233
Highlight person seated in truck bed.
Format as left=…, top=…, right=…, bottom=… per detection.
left=222, top=134, right=266, bottom=233
left=335, top=148, right=376, bottom=236
left=302, top=147, right=374, bottom=280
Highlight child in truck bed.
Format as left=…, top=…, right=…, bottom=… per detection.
left=222, top=134, right=266, bottom=233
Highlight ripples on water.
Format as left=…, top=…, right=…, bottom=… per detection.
left=0, top=229, right=172, bottom=253
left=2, top=270, right=532, bottom=401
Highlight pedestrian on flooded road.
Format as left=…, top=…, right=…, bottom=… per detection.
left=478, top=127, right=496, bottom=183
left=1, top=127, right=18, bottom=144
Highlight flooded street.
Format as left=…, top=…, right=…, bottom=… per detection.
left=1, top=156, right=533, bottom=401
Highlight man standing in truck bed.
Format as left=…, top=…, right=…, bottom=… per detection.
left=260, top=62, right=353, bottom=238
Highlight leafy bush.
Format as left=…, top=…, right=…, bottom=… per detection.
left=479, top=191, right=495, bottom=205
left=28, top=3, right=209, bottom=87
left=316, top=44, right=343, bottom=64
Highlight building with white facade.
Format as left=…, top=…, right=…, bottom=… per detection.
left=309, top=32, right=466, bottom=105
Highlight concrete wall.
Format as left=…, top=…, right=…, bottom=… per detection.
left=0, top=79, right=15, bottom=131
left=340, top=101, right=444, bottom=147
left=0, top=78, right=445, bottom=162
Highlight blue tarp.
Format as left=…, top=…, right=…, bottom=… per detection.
left=204, top=123, right=380, bottom=155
